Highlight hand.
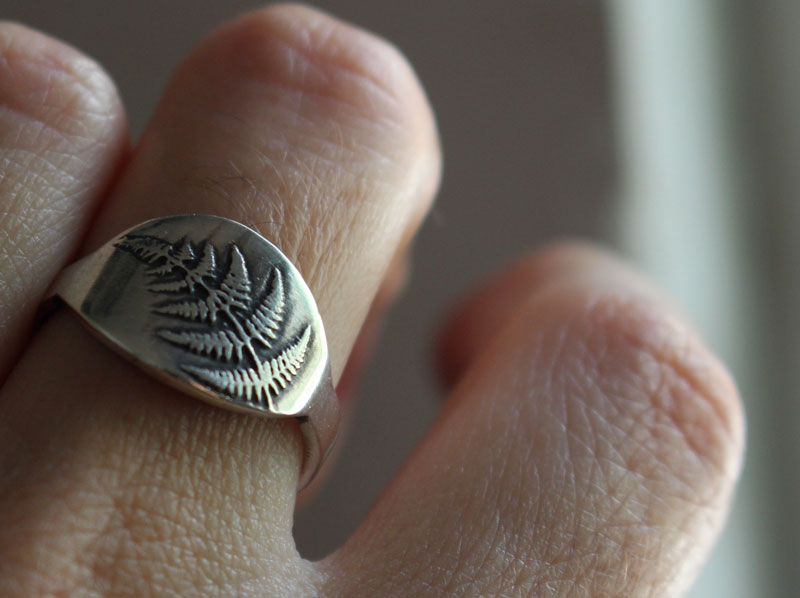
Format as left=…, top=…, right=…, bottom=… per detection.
left=0, top=5, right=743, bottom=596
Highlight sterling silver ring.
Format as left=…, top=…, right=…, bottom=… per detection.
left=46, top=214, right=339, bottom=490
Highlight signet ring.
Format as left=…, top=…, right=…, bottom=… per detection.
left=45, top=214, right=339, bottom=490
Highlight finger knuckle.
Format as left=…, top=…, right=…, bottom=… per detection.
left=166, top=4, right=439, bottom=265
left=515, top=287, right=746, bottom=593
left=575, top=290, right=744, bottom=489
left=196, top=4, right=428, bottom=134
left=0, top=22, right=119, bottom=140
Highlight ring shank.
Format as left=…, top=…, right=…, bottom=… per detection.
left=296, top=369, right=340, bottom=490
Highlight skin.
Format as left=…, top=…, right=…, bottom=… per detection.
left=0, top=4, right=743, bottom=597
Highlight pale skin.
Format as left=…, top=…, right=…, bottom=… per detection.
left=0, top=4, right=744, bottom=597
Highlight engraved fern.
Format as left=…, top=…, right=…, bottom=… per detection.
left=184, top=326, right=310, bottom=404
left=116, top=234, right=310, bottom=409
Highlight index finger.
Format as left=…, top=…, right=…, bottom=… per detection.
left=324, top=244, right=744, bottom=597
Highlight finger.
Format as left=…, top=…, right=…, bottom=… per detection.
left=325, top=244, right=744, bottom=597
left=0, top=23, right=127, bottom=381
left=83, top=6, right=439, bottom=379
left=0, top=5, right=438, bottom=596
left=437, top=241, right=667, bottom=387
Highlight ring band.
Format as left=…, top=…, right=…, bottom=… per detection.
left=45, top=214, right=339, bottom=490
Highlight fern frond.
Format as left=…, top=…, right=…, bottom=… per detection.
left=117, top=235, right=200, bottom=290
left=155, top=298, right=214, bottom=322
left=245, top=269, right=285, bottom=348
left=123, top=233, right=311, bottom=406
left=150, top=262, right=180, bottom=276
left=195, top=243, right=217, bottom=279
left=185, top=326, right=311, bottom=406
left=258, top=325, right=311, bottom=396
left=184, top=364, right=265, bottom=403
left=219, top=246, right=251, bottom=312
left=162, top=245, right=252, bottom=323
left=158, top=328, right=244, bottom=361
left=173, top=238, right=195, bottom=262
left=148, top=279, right=189, bottom=293
left=115, top=235, right=174, bottom=265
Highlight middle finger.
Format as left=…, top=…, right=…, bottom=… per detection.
left=0, top=5, right=439, bottom=595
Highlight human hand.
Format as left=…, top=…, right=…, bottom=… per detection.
left=0, top=5, right=743, bottom=597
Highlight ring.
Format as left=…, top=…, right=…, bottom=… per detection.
left=45, top=214, right=339, bottom=490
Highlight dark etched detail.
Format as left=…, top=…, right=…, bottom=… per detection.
left=116, top=234, right=310, bottom=408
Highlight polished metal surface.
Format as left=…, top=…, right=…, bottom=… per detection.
left=48, top=214, right=339, bottom=489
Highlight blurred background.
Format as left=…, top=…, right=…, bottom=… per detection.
left=3, top=1, right=793, bottom=595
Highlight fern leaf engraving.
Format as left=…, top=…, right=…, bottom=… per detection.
left=195, top=243, right=217, bottom=279
left=119, top=232, right=310, bottom=408
left=219, top=246, right=252, bottom=312
left=187, top=366, right=263, bottom=403
left=149, top=279, right=189, bottom=293
left=115, top=235, right=174, bottom=264
left=259, top=325, right=311, bottom=394
left=155, top=296, right=215, bottom=322
left=116, top=235, right=201, bottom=291
left=150, top=262, right=181, bottom=277
left=154, top=246, right=253, bottom=324
left=244, top=269, right=284, bottom=348
left=184, top=326, right=311, bottom=407
left=158, top=328, right=245, bottom=361
left=173, top=240, right=195, bottom=263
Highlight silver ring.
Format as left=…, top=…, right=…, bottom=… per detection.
left=45, top=214, right=339, bottom=490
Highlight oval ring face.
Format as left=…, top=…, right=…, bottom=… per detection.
left=69, top=215, right=327, bottom=417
